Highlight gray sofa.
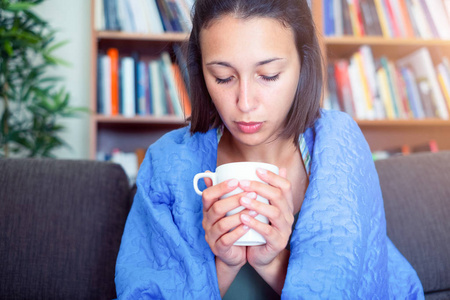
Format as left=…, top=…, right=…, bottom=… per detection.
left=0, top=152, right=449, bottom=299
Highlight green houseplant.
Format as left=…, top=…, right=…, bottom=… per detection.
left=0, top=0, right=84, bottom=158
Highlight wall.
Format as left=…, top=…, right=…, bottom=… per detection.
left=33, top=0, right=91, bottom=159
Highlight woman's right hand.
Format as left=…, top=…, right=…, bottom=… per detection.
left=201, top=176, right=252, bottom=268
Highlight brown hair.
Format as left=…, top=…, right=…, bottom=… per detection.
left=187, top=0, right=323, bottom=145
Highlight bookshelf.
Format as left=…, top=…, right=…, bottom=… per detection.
left=90, top=0, right=450, bottom=161
left=311, top=1, right=450, bottom=152
left=89, top=0, right=190, bottom=159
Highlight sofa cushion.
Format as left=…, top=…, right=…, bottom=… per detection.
left=0, top=159, right=132, bottom=299
left=375, top=152, right=450, bottom=295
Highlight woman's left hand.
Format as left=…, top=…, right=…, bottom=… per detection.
left=238, top=167, right=295, bottom=269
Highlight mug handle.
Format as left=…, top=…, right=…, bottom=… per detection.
left=193, top=172, right=216, bottom=195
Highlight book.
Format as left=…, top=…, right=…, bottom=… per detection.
left=95, top=0, right=105, bottom=31
left=334, top=0, right=343, bottom=36
left=100, top=54, right=112, bottom=115
left=174, top=0, right=193, bottom=32
left=341, top=0, right=354, bottom=35
left=437, top=63, right=450, bottom=112
left=373, top=0, right=391, bottom=37
left=394, top=67, right=412, bottom=118
left=348, top=55, right=367, bottom=118
left=107, top=48, right=119, bottom=116
left=137, top=61, right=147, bottom=115
left=334, top=60, right=356, bottom=117
left=359, top=0, right=382, bottom=36
left=324, top=0, right=335, bottom=36
left=160, top=52, right=183, bottom=116
left=422, top=0, right=450, bottom=39
left=155, top=0, right=174, bottom=32
left=445, top=0, right=450, bottom=22
left=397, top=0, right=416, bottom=38
left=145, top=0, right=165, bottom=33
left=404, top=0, right=421, bottom=38
left=388, top=0, right=407, bottom=37
left=127, top=0, right=149, bottom=33
left=401, top=66, right=425, bottom=119
left=172, top=63, right=192, bottom=117
left=397, top=48, right=449, bottom=119
left=418, top=0, right=440, bottom=38
left=120, top=57, right=136, bottom=117
left=354, top=51, right=374, bottom=118
left=410, top=0, right=433, bottom=39
left=348, top=0, right=364, bottom=36
left=116, top=0, right=134, bottom=32
left=384, top=0, right=401, bottom=37
left=97, top=55, right=105, bottom=114
left=326, top=64, right=342, bottom=111
left=149, top=58, right=166, bottom=116
left=417, top=78, right=437, bottom=118
left=376, top=66, right=395, bottom=119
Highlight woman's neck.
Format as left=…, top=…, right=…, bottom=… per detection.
left=217, top=129, right=299, bottom=168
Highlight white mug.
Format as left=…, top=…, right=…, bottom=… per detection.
left=193, top=162, right=279, bottom=246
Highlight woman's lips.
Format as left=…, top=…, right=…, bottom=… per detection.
left=236, top=122, right=263, bottom=134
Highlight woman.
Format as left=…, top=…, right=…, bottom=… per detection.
left=115, top=0, right=423, bottom=299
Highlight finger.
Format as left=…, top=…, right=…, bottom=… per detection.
left=239, top=196, right=294, bottom=228
left=216, top=224, right=250, bottom=250
left=256, top=168, right=291, bottom=193
left=206, top=191, right=257, bottom=221
left=239, top=179, right=285, bottom=208
left=207, top=212, right=244, bottom=244
left=202, top=178, right=239, bottom=211
left=203, top=170, right=213, bottom=188
left=240, top=214, right=288, bottom=248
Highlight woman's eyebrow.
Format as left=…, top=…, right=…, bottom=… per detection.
left=205, top=57, right=284, bottom=68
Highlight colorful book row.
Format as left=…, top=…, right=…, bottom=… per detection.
left=94, top=0, right=194, bottom=33
left=324, top=46, right=450, bottom=120
left=324, top=0, right=450, bottom=39
left=97, top=49, right=191, bottom=118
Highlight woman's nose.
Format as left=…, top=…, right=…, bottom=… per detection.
left=236, top=79, right=257, bottom=113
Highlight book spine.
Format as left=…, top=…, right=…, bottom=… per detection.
left=101, top=55, right=112, bottom=115
left=373, top=0, right=391, bottom=37
left=418, top=0, right=439, bottom=38
left=121, top=57, right=136, bottom=117
left=107, top=48, right=120, bottom=116
left=324, top=0, right=336, bottom=36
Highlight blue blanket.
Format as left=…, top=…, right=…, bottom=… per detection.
left=115, top=110, right=423, bottom=299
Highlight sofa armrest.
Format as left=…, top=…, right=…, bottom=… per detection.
left=0, top=159, right=131, bottom=299
left=375, top=152, right=450, bottom=296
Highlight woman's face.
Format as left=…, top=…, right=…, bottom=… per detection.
left=200, top=15, right=301, bottom=147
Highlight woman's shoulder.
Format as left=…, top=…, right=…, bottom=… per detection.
left=148, top=126, right=217, bottom=156
left=316, top=109, right=357, bottom=128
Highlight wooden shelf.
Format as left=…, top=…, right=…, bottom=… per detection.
left=94, top=114, right=188, bottom=125
left=95, top=31, right=189, bottom=42
left=356, top=119, right=450, bottom=127
left=324, top=36, right=450, bottom=46
left=323, top=36, right=450, bottom=60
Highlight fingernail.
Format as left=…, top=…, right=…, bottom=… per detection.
left=257, top=168, right=267, bottom=175
left=243, top=225, right=249, bottom=230
left=228, top=179, right=238, bottom=188
left=241, top=214, right=250, bottom=222
left=240, top=180, right=250, bottom=188
left=249, top=210, right=258, bottom=217
left=241, top=197, right=251, bottom=205
left=247, top=192, right=257, bottom=199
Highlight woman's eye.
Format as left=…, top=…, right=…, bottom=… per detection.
left=261, top=74, right=280, bottom=82
left=215, top=77, right=232, bottom=84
